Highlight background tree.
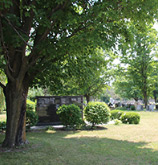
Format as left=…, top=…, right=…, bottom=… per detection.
left=0, top=0, right=158, bottom=148
left=119, top=25, right=158, bottom=107
left=151, top=60, right=158, bottom=103
left=46, top=48, right=114, bottom=103
left=27, top=87, right=50, bottom=102
left=113, top=73, right=142, bottom=102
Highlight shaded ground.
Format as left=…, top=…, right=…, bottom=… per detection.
left=0, top=111, right=158, bottom=165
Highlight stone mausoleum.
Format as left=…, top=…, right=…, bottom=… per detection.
left=36, top=96, right=83, bottom=125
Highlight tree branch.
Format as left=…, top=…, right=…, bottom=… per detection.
left=1, top=14, right=32, bottom=50
left=0, top=16, right=15, bottom=76
left=5, top=65, right=15, bottom=82
left=21, top=1, right=35, bottom=36
left=27, top=1, right=70, bottom=65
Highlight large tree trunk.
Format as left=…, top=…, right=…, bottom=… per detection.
left=2, top=81, right=28, bottom=148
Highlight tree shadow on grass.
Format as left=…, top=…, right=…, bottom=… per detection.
left=1, top=130, right=158, bottom=164
left=26, top=130, right=158, bottom=165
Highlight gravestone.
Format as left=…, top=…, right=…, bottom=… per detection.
left=136, top=105, right=143, bottom=111
left=36, top=96, right=83, bottom=125
left=149, top=104, right=155, bottom=111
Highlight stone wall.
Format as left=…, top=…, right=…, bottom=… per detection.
left=36, top=96, right=83, bottom=125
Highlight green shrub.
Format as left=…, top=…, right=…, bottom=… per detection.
left=110, top=110, right=124, bottom=120
left=115, top=107, right=127, bottom=110
left=84, top=102, right=110, bottom=127
left=120, top=112, right=140, bottom=124
left=0, top=110, right=38, bottom=131
left=0, top=121, right=6, bottom=131
left=46, top=126, right=55, bottom=131
left=57, top=104, right=82, bottom=129
left=113, top=119, right=122, bottom=125
left=26, top=110, right=38, bottom=129
left=130, top=105, right=136, bottom=110
left=26, top=99, right=35, bottom=111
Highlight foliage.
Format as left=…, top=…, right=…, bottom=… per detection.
left=28, top=87, right=47, bottom=102
left=57, top=104, right=82, bottom=129
left=0, top=0, right=158, bottom=147
left=114, top=25, right=158, bottom=107
left=121, top=112, right=140, bottom=124
left=130, top=105, right=136, bottom=110
left=0, top=121, right=6, bottom=131
left=84, top=102, right=110, bottom=127
left=110, top=110, right=124, bottom=120
left=26, top=99, right=35, bottom=111
left=113, top=119, right=122, bottom=125
left=152, top=61, right=158, bottom=102
left=115, top=107, right=127, bottom=111
left=26, top=110, right=38, bottom=129
left=47, top=48, right=114, bottom=102
left=113, top=76, right=142, bottom=101
left=0, top=71, right=6, bottom=113
left=100, top=95, right=110, bottom=104
left=26, top=99, right=38, bottom=129
left=45, top=126, right=55, bottom=131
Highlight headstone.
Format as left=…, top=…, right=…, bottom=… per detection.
left=61, top=98, right=67, bottom=104
left=136, top=105, right=143, bottom=111
left=149, top=104, right=155, bottom=111
left=36, top=96, right=83, bottom=125
left=146, top=105, right=150, bottom=111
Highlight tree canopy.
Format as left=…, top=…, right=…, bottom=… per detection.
left=114, top=25, right=158, bottom=106
left=44, top=48, right=114, bottom=103
left=0, top=0, right=158, bottom=148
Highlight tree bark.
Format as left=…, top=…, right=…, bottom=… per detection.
left=143, top=91, right=148, bottom=109
left=85, top=95, right=90, bottom=103
left=2, top=81, right=28, bottom=148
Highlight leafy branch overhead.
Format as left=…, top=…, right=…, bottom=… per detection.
left=1, top=0, right=157, bottom=87
left=0, top=0, right=158, bottom=148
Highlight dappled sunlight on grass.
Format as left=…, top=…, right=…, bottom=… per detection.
left=46, top=130, right=56, bottom=134
left=27, top=131, right=158, bottom=164
left=1, top=111, right=158, bottom=164
left=137, top=143, right=158, bottom=151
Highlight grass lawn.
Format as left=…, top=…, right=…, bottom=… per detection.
left=1, top=111, right=158, bottom=165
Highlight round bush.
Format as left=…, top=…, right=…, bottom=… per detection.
left=120, top=112, right=140, bottom=124
left=84, top=102, right=110, bottom=127
left=115, top=107, right=127, bottom=110
left=110, top=110, right=124, bottom=120
left=57, top=104, right=82, bottom=128
left=26, top=110, right=38, bottom=128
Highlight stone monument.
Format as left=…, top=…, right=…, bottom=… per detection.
left=36, top=96, right=83, bottom=125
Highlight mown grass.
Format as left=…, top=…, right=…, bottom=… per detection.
left=0, top=111, right=158, bottom=165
